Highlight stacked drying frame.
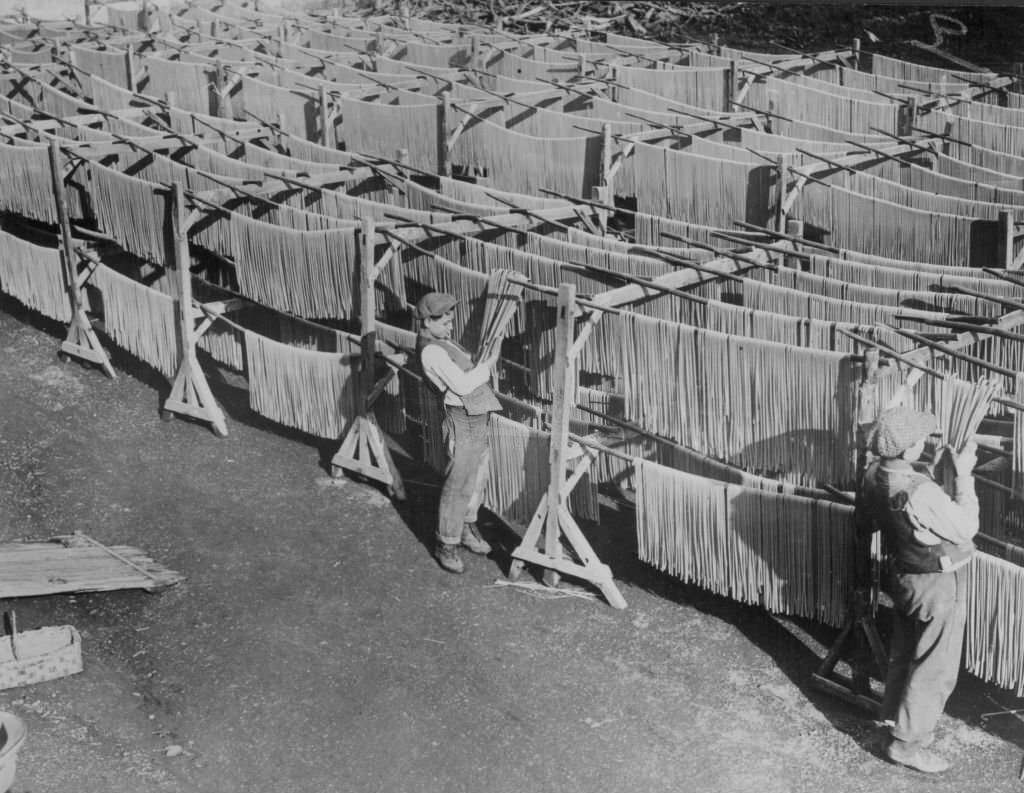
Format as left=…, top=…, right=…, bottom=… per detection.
left=3, top=0, right=1024, bottom=698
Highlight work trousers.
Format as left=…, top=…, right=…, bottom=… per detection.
left=437, top=407, right=491, bottom=546
left=882, top=568, right=967, bottom=749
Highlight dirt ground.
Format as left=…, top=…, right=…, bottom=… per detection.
left=3, top=296, right=1024, bottom=793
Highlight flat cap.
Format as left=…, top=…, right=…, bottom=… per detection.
left=867, top=406, right=936, bottom=458
left=415, top=292, right=457, bottom=320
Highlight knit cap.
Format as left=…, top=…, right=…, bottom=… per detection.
left=867, top=406, right=936, bottom=458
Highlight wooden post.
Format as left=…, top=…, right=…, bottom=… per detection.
left=711, top=33, right=720, bottom=56
left=162, top=182, right=228, bottom=436
left=543, top=285, right=575, bottom=586
left=440, top=90, right=452, bottom=177
left=809, top=346, right=886, bottom=715
left=897, top=96, right=917, bottom=138
left=601, top=122, right=613, bottom=195
left=83, top=0, right=91, bottom=26
left=125, top=43, right=136, bottom=92
left=508, top=284, right=627, bottom=609
left=856, top=348, right=880, bottom=480
left=999, top=209, right=1015, bottom=270
left=469, top=35, right=479, bottom=71
left=591, top=186, right=609, bottom=236
left=774, top=154, right=787, bottom=234
left=48, top=140, right=116, bottom=378
left=390, top=148, right=408, bottom=199
left=319, top=83, right=332, bottom=147
left=358, top=219, right=376, bottom=413
left=851, top=37, right=860, bottom=71
left=214, top=60, right=226, bottom=118
left=727, top=59, right=738, bottom=112
left=784, top=218, right=805, bottom=269
left=331, top=219, right=406, bottom=499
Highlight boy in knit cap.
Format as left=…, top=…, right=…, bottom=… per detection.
left=858, top=406, right=978, bottom=774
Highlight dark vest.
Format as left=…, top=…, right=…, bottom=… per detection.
left=860, top=461, right=975, bottom=574
left=416, top=331, right=502, bottom=416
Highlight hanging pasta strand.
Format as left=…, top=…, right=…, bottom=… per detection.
left=244, top=329, right=360, bottom=439
left=0, top=141, right=59, bottom=225
left=92, top=264, right=179, bottom=378
left=88, top=162, right=172, bottom=267
left=963, top=551, right=1024, bottom=696
left=485, top=414, right=551, bottom=528
left=1014, top=373, right=1024, bottom=495
left=934, top=374, right=1002, bottom=452
left=0, top=226, right=71, bottom=323
left=475, top=269, right=524, bottom=363
left=633, top=458, right=855, bottom=626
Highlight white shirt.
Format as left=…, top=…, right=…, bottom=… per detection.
left=877, top=459, right=979, bottom=550
left=420, top=343, right=491, bottom=407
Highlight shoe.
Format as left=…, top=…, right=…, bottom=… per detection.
left=435, top=543, right=464, bottom=574
left=885, top=741, right=950, bottom=774
left=461, top=522, right=492, bottom=555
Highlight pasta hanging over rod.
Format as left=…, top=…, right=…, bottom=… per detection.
left=244, top=329, right=360, bottom=440
left=633, top=458, right=856, bottom=627
left=0, top=226, right=71, bottom=323
left=91, top=263, right=179, bottom=378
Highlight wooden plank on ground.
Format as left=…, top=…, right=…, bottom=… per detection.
left=0, top=534, right=185, bottom=598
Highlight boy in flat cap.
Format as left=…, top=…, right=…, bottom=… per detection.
left=415, top=292, right=502, bottom=574
left=858, top=406, right=978, bottom=774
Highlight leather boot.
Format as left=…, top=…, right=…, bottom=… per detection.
left=885, top=740, right=950, bottom=774
left=435, top=543, right=464, bottom=574
left=461, top=522, right=492, bottom=555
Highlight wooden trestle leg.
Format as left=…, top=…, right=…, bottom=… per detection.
left=48, top=140, right=116, bottom=378
left=161, top=182, right=228, bottom=437
left=507, top=284, right=626, bottom=609
left=330, top=218, right=407, bottom=500
left=810, top=348, right=886, bottom=714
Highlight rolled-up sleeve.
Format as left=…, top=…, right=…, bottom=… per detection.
left=421, top=345, right=490, bottom=397
left=904, top=477, right=979, bottom=545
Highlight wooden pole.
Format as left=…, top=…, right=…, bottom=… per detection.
left=83, top=0, right=91, bottom=26
left=390, top=148, right=408, bottom=200
left=774, top=154, right=787, bottom=233
left=899, top=96, right=917, bottom=138
left=48, top=140, right=116, bottom=378
left=727, top=59, right=738, bottom=111
left=49, top=140, right=79, bottom=322
left=214, top=60, right=227, bottom=118
left=330, top=217, right=406, bottom=499
left=125, top=43, right=136, bottom=92
left=359, top=217, right=377, bottom=414
left=508, top=283, right=626, bottom=608
left=851, top=37, right=860, bottom=71
left=542, top=284, right=577, bottom=586
left=319, top=83, right=331, bottom=147
left=440, top=90, right=452, bottom=177
left=999, top=209, right=1016, bottom=270
left=162, top=182, right=228, bottom=436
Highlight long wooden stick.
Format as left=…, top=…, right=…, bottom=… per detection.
left=888, top=325, right=1016, bottom=378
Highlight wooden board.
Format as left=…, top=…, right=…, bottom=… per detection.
left=0, top=535, right=184, bottom=598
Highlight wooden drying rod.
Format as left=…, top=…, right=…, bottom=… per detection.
left=377, top=226, right=624, bottom=315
